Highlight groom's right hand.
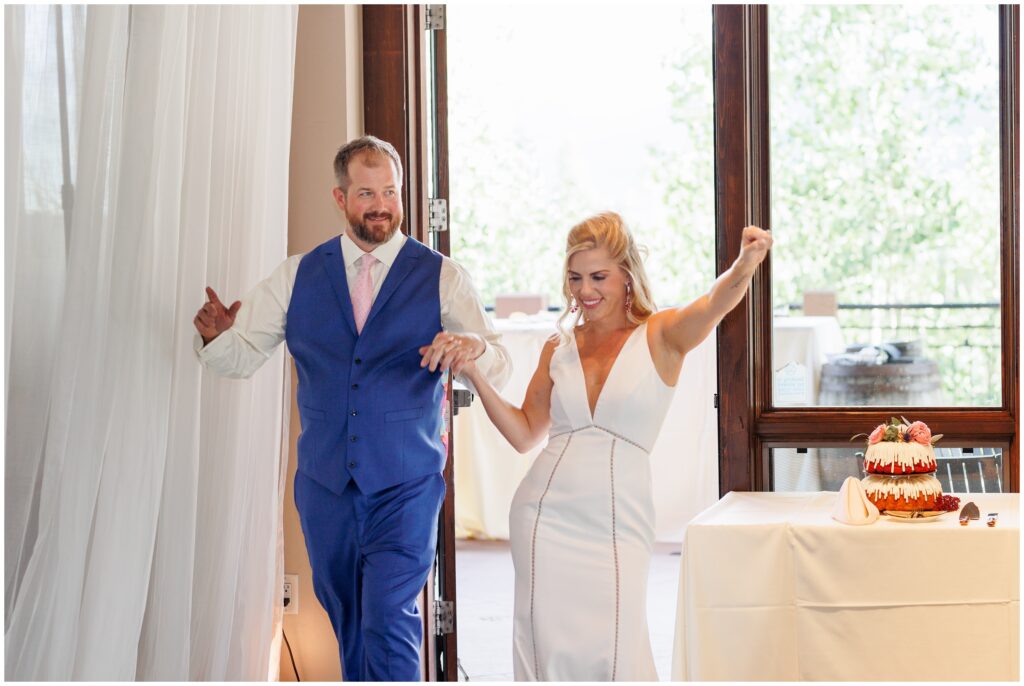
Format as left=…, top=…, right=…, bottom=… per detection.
left=194, top=286, right=241, bottom=345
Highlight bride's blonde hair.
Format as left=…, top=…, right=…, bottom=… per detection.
left=556, top=212, right=656, bottom=343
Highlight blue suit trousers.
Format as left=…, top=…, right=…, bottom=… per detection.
left=294, top=470, right=445, bottom=681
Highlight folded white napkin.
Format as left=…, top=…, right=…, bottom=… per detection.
left=831, top=476, right=880, bottom=525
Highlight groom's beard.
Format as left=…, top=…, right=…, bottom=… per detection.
left=349, top=209, right=403, bottom=246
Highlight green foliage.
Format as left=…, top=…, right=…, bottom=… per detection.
left=447, top=7, right=717, bottom=309
left=767, top=5, right=1001, bottom=406
left=646, top=32, right=716, bottom=306
left=447, top=5, right=1001, bottom=406
left=447, top=100, right=592, bottom=306
left=769, top=5, right=1000, bottom=306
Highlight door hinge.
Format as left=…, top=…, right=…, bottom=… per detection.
left=713, top=393, right=719, bottom=408
left=425, top=5, right=446, bottom=31
left=434, top=599, right=455, bottom=635
left=428, top=198, right=448, bottom=233
left=452, top=388, right=475, bottom=416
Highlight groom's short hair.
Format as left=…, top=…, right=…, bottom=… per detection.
left=334, top=136, right=404, bottom=192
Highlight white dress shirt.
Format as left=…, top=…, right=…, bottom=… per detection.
left=195, top=230, right=511, bottom=395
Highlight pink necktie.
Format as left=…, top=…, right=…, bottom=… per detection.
left=352, top=253, right=378, bottom=334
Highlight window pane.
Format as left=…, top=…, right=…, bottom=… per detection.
left=772, top=446, right=1005, bottom=495
left=769, top=5, right=1001, bottom=408
left=447, top=4, right=715, bottom=310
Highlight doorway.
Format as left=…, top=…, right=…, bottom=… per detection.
left=440, top=4, right=718, bottom=680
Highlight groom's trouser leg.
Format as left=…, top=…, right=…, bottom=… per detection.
left=295, top=470, right=445, bottom=682
left=294, top=472, right=366, bottom=681
left=357, top=472, right=445, bottom=681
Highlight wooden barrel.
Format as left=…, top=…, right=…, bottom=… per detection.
left=818, top=359, right=943, bottom=406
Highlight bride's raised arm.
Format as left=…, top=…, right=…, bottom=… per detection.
left=654, top=225, right=772, bottom=356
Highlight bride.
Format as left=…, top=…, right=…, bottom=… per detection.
left=423, top=212, right=771, bottom=680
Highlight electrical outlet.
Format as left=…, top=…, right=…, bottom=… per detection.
left=283, top=574, right=299, bottom=615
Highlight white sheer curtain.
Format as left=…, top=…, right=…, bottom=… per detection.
left=4, top=3, right=81, bottom=619
left=5, top=5, right=298, bottom=680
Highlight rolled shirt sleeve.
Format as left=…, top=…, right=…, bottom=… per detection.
left=439, top=256, right=511, bottom=394
left=193, top=255, right=302, bottom=378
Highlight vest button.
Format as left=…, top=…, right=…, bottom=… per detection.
left=350, top=435, right=358, bottom=443
left=350, top=410, right=358, bottom=417
left=354, top=358, right=362, bottom=364
left=351, top=383, right=359, bottom=390
left=348, top=461, right=356, bottom=468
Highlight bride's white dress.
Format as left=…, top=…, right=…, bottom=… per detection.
left=509, top=322, right=676, bottom=681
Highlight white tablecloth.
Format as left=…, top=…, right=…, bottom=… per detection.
left=672, top=491, right=1020, bottom=681
left=453, top=315, right=719, bottom=541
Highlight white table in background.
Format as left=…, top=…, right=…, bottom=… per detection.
left=772, top=315, right=847, bottom=406
left=772, top=316, right=848, bottom=491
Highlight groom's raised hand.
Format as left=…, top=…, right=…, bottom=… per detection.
left=194, top=286, right=241, bottom=345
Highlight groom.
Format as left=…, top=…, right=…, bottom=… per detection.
left=193, top=136, right=510, bottom=680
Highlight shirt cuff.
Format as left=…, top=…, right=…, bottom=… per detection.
left=454, top=338, right=493, bottom=396
left=194, top=330, right=232, bottom=362
left=473, top=337, right=497, bottom=372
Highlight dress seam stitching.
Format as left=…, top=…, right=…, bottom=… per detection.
left=548, top=425, right=648, bottom=453
left=530, top=432, right=574, bottom=681
left=610, top=438, right=621, bottom=681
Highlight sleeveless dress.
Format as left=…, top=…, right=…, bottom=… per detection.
left=509, top=322, right=676, bottom=681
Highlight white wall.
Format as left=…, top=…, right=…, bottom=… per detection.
left=282, top=5, right=363, bottom=681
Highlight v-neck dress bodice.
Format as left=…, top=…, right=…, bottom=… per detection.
left=509, top=321, right=677, bottom=681
left=548, top=323, right=675, bottom=450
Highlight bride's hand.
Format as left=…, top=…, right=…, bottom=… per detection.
left=737, top=225, right=772, bottom=268
left=454, top=356, right=479, bottom=380
left=419, top=331, right=484, bottom=376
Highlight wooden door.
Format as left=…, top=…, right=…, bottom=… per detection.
left=363, top=5, right=459, bottom=680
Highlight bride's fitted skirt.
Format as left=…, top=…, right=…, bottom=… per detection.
left=509, top=428, right=658, bottom=681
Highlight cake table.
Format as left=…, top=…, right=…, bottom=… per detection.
left=672, top=491, right=1019, bottom=680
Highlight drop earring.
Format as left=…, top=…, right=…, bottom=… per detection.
left=570, top=297, right=579, bottom=313
left=625, top=282, right=633, bottom=313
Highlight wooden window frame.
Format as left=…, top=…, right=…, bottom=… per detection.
left=713, top=5, right=1020, bottom=495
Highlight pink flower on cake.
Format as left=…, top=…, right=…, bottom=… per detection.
left=868, top=425, right=885, bottom=444
left=907, top=421, right=931, bottom=445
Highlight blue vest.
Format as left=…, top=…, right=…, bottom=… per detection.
left=286, top=235, right=446, bottom=495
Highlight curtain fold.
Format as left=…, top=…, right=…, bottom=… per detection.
left=5, top=5, right=298, bottom=680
